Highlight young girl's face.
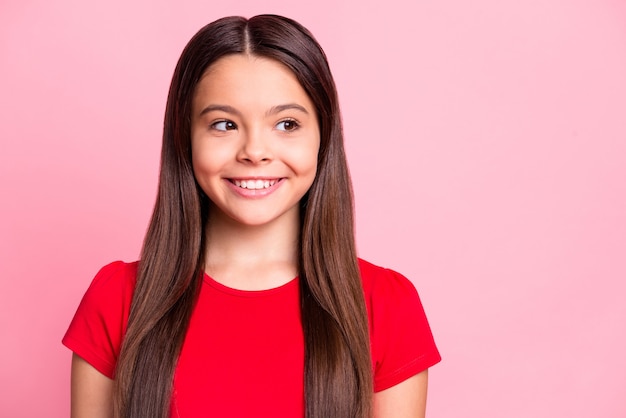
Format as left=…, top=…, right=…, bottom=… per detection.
left=191, top=54, right=320, bottom=228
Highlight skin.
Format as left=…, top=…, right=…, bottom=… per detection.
left=374, top=370, right=429, bottom=417
left=70, top=354, right=113, bottom=418
left=191, top=54, right=320, bottom=290
left=70, top=54, right=429, bottom=417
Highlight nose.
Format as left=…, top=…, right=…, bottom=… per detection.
left=237, top=128, right=273, bottom=164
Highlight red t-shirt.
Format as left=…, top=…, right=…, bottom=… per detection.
left=63, top=258, right=441, bottom=417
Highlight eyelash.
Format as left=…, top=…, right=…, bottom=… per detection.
left=276, top=118, right=300, bottom=132
left=210, top=120, right=237, bottom=131
left=209, top=119, right=301, bottom=132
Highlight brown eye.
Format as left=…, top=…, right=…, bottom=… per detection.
left=212, top=120, right=237, bottom=131
left=276, top=119, right=299, bottom=132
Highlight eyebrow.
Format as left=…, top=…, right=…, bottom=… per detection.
left=199, top=104, right=241, bottom=117
left=266, top=103, right=309, bottom=116
left=198, top=103, right=310, bottom=118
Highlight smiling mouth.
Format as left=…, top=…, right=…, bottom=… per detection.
left=231, top=179, right=279, bottom=190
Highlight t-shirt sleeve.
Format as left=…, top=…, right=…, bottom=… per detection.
left=62, top=261, right=136, bottom=379
left=368, top=266, right=441, bottom=392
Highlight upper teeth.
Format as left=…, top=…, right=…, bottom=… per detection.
left=234, top=179, right=276, bottom=189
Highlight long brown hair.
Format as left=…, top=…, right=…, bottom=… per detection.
left=114, top=15, right=372, bottom=417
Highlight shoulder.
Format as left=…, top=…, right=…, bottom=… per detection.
left=357, top=258, right=425, bottom=328
left=78, top=260, right=138, bottom=328
left=77, top=261, right=138, bottom=312
left=358, top=258, right=418, bottom=300
left=89, top=260, right=138, bottom=290
left=62, top=261, right=139, bottom=378
left=357, top=258, right=441, bottom=392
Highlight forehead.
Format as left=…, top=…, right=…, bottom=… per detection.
left=192, top=54, right=313, bottom=112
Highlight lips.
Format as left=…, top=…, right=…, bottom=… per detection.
left=231, top=179, right=279, bottom=190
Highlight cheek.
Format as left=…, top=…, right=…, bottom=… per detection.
left=191, top=140, right=229, bottom=176
left=191, top=159, right=221, bottom=204
left=191, top=147, right=222, bottom=195
left=305, top=143, right=321, bottom=179
left=294, top=135, right=321, bottom=174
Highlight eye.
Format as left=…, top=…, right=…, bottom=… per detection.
left=211, top=120, right=237, bottom=131
left=276, top=119, right=300, bottom=132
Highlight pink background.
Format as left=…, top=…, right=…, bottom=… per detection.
left=1, top=0, right=625, bottom=416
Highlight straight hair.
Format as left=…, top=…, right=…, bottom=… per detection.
left=114, top=15, right=372, bottom=418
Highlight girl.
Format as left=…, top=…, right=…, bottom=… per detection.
left=63, top=14, right=440, bottom=418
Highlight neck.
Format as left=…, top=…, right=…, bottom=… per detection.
left=203, top=209, right=300, bottom=290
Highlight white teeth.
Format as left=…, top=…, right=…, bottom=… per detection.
left=233, top=179, right=276, bottom=190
